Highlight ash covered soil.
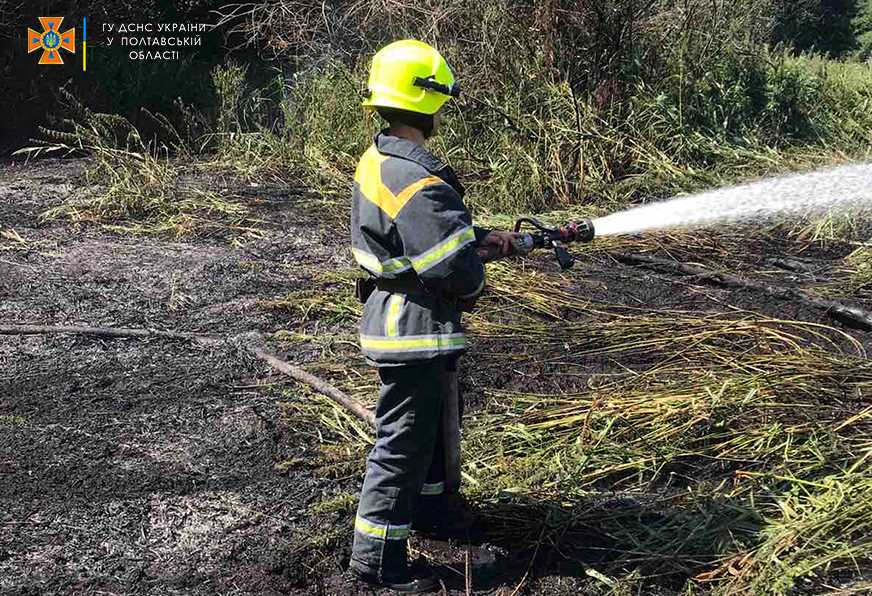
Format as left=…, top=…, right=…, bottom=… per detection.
left=0, top=159, right=359, bottom=596
left=1, top=159, right=868, bottom=595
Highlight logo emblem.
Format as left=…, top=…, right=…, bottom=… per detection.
left=27, top=17, right=76, bottom=65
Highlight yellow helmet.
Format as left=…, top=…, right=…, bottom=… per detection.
left=362, top=39, right=460, bottom=115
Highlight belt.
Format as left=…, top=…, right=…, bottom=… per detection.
left=374, top=277, right=428, bottom=295
left=355, top=276, right=429, bottom=303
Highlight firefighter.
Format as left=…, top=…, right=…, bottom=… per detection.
left=348, top=39, right=519, bottom=592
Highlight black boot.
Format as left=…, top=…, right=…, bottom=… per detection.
left=348, top=559, right=438, bottom=593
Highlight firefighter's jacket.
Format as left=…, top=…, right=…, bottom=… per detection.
left=351, top=131, right=489, bottom=365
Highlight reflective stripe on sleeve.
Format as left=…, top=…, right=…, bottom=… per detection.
left=393, top=176, right=443, bottom=215
left=420, top=481, right=445, bottom=496
left=354, top=515, right=410, bottom=540
left=352, top=248, right=412, bottom=275
left=410, top=226, right=476, bottom=274
left=359, top=333, right=466, bottom=353
left=385, top=294, right=404, bottom=337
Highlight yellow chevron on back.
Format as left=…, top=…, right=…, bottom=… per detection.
left=354, top=146, right=442, bottom=219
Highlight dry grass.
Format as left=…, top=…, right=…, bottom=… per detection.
left=275, top=226, right=872, bottom=593
left=16, top=90, right=261, bottom=241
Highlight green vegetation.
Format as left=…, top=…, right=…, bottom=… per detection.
left=856, top=0, right=872, bottom=58
left=309, top=492, right=358, bottom=515
left=28, top=1, right=872, bottom=227
left=0, top=415, right=27, bottom=426
left=176, top=1, right=872, bottom=216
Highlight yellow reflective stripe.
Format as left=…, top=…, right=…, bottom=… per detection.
left=354, top=147, right=389, bottom=214
left=352, top=248, right=381, bottom=273
left=354, top=516, right=410, bottom=540
left=373, top=186, right=406, bottom=219
left=393, top=175, right=443, bottom=214
left=360, top=333, right=466, bottom=353
left=372, top=175, right=442, bottom=219
left=354, top=146, right=442, bottom=219
left=383, top=257, right=412, bottom=273
left=421, top=481, right=445, bottom=496
left=411, top=226, right=476, bottom=273
left=352, top=248, right=412, bottom=275
left=385, top=294, right=404, bottom=337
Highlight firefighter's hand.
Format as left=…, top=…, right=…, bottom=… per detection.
left=478, top=230, right=523, bottom=262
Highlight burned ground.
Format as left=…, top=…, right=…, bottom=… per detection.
left=1, top=159, right=870, bottom=595
left=0, top=159, right=348, bottom=595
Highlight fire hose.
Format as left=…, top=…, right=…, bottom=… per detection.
left=440, top=217, right=597, bottom=491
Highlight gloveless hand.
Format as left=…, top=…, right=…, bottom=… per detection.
left=477, top=230, right=524, bottom=262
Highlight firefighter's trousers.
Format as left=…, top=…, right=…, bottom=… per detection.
left=349, top=356, right=452, bottom=579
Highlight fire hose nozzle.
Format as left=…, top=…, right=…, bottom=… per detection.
left=509, top=216, right=596, bottom=269
left=556, top=218, right=595, bottom=244
left=573, top=218, right=595, bottom=243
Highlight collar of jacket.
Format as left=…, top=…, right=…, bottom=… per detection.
left=373, top=130, right=465, bottom=197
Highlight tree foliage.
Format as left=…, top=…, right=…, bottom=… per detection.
left=772, top=0, right=859, bottom=56
left=855, top=0, right=872, bottom=58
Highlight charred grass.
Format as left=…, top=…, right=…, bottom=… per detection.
left=7, top=146, right=870, bottom=593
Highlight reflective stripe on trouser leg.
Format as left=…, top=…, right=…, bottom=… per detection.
left=350, top=358, right=444, bottom=578
left=354, top=516, right=410, bottom=540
